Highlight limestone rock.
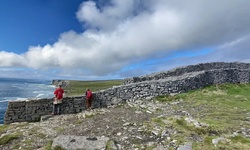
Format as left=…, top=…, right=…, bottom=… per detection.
left=52, top=135, right=110, bottom=150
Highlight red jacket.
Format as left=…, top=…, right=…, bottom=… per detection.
left=54, top=88, right=64, bottom=99
left=86, top=90, right=93, bottom=99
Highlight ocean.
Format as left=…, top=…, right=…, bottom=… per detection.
left=0, top=78, right=55, bottom=124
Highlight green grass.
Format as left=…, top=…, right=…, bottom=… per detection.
left=156, top=83, right=250, bottom=149
left=0, top=134, right=20, bottom=145
left=188, top=84, right=250, bottom=132
left=0, top=125, right=8, bottom=134
left=53, top=146, right=66, bottom=150
left=63, top=79, right=123, bottom=96
left=45, top=140, right=53, bottom=150
left=230, top=135, right=250, bottom=143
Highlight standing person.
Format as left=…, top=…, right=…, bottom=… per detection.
left=52, top=85, right=64, bottom=115
left=85, top=89, right=93, bottom=110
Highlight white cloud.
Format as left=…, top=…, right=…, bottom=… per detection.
left=76, top=0, right=136, bottom=31
left=208, top=35, right=250, bottom=62
left=1, top=0, right=250, bottom=79
left=0, top=51, right=26, bottom=66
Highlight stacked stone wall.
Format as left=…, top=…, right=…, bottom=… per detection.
left=4, top=62, right=250, bottom=124
left=123, top=62, right=250, bottom=84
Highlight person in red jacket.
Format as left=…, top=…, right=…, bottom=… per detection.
left=52, top=85, right=64, bottom=115
left=85, top=89, right=93, bottom=110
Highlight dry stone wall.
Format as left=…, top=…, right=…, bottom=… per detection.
left=4, top=62, right=250, bottom=124
left=123, top=62, right=250, bottom=84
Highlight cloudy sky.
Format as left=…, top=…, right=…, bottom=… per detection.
left=0, top=0, right=250, bottom=80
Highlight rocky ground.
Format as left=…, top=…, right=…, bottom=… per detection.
left=0, top=98, right=249, bottom=150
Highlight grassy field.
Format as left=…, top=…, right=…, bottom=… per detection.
left=156, top=83, right=250, bottom=149
left=63, top=79, right=123, bottom=96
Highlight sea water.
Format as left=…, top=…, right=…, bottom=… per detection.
left=0, top=77, right=55, bottom=124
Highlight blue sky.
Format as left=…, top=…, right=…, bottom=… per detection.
left=0, top=0, right=250, bottom=80
left=0, top=0, right=83, bottom=53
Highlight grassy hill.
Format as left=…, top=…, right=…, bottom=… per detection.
left=155, top=83, right=250, bottom=149
left=63, top=79, right=123, bottom=96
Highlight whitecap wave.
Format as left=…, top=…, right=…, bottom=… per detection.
left=0, top=98, right=26, bottom=103
left=15, top=98, right=26, bottom=101
left=36, top=94, right=44, bottom=97
left=0, top=100, right=9, bottom=103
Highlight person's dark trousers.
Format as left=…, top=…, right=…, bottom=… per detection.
left=53, top=103, right=62, bottom=115
left=86, top=98, right=92, bottom=110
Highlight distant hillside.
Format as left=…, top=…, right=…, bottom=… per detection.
left=52, top=79, right=123, bottom=96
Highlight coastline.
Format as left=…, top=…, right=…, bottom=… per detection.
left=0, top=78, right=55, bottom=124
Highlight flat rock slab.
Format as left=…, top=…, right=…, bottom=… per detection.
left=177, top=142, right=192, bottom=150
left=52, top=135, right=109, bottom=150
left=40, top=115, right=53, bottom=121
